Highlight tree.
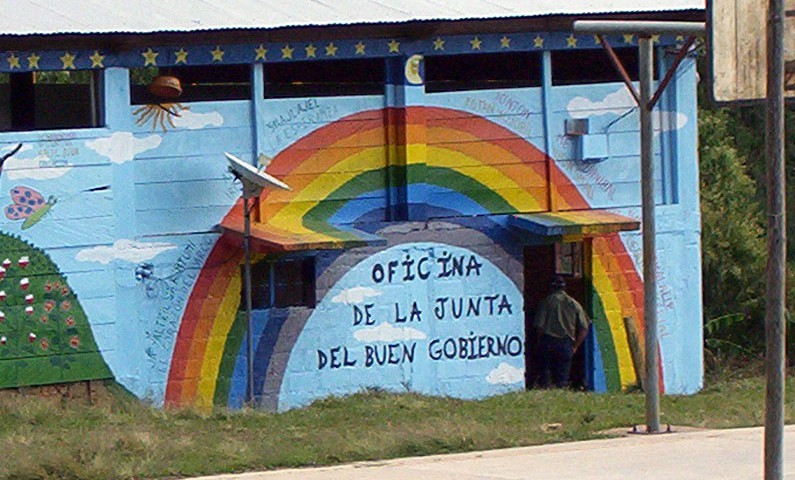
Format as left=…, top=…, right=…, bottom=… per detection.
left=699, top=109, right=767, bottom=354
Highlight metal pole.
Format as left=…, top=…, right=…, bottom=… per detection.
left=639, top=35, right=660, bottom=434
left=572, top=20, right=705, bottom=36
left=765, top=0, right=786, bottom=475
left=572, top=19, right=703, bottom=436
left=243, top=195, right=254, bottom=405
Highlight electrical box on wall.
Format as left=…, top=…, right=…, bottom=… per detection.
left=576, top=134, right=609, bottom=162
left=565, top=118, right=609, bottom=162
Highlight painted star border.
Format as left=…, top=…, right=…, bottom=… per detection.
left=0, top=33, right=683, bottom=73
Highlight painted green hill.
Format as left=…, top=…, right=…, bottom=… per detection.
left=0, top=232, right=112, bottom=388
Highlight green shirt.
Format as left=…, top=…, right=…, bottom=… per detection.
left=533, top=290, right=590, bottom=341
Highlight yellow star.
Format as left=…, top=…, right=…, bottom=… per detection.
left=6, top=53, right=20, bottom=69
left=470, top=36, right=482, bottom=50
left=433, top=37, right=445, bottom=51
left=533, top=35, right=544, bottom=48
left=211, top=46, right=224, bottom=62
left=305, top=44, right=317, bottom=58
left=142, top=48, right=158, bottom=66
left=26, top=52, right=40, bottom=69
left=325, top=42, right=338, bottom=56
left=593, top=34, right=602, bottom=45
left=60, top=51, right=76, bottom=69
left=387, top=39, right=400, bottom=53
left=651, top=34, right=661, bottom=44
left=355, top=42, right=366, bottom=55
left=89, top=50, right=105, bottom=68
left=281, top=44, right=294, bottom=59
left=676, top=35, right=685, bottom=42
left=254, top=44, right=267, bottom=61
left=174, top=48, right=189, bottom=64
left=566, top=34, right=577, bottom=48
left=623, top=34, right=634, bottom=44
left=500, top=36, right=511, bottom=48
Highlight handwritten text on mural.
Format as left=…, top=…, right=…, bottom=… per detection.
left=317, top=250, right=522, bottom=370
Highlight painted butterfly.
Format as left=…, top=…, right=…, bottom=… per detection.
left=5, top=186, right=56, bottom=229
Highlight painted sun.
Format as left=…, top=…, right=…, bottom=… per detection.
left=133, top=103, right=189, bottom=132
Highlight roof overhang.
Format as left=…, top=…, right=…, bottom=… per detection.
left=509, top=210, right=640, bottom=237
left=219, top=215, right=385, bottom=254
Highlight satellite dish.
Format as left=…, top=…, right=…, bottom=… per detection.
left=225, top=152, right=291, bottom=198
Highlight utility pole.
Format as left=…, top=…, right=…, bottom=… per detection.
left=638, top=33, right=659, bottom=433
left=764, top=0, right=786, bottom=476
left=573, top=20, right=705, bottom=434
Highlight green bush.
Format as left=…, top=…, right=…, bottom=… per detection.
left=698, top=109, right=767, bottom=355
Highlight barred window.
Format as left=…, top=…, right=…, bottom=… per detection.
left=249, top=257, right=316, bottom=309
left=0, top=70, right=103, bottom=131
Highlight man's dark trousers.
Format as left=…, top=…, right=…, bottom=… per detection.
left=534, top=334, right=574, bottom=388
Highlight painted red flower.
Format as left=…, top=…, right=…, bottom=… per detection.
left=65, top=316, right=75, bottom=326
left=54, top=281, right=61, bottom=289
left=44, top=282, right=52, bottom=292
left=69, top=336, right=79, bottom=349
left=61, top=286, right=70, bottom=296
left=39, top=315, right=48, bottom=324
left=40, top=339, right=49, bottom=351
left=44, top=300, right=55, bottom=312
left=60, top=300, right=71, bottom=311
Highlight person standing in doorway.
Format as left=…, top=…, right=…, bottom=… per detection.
left=532, top=275, right=591, bottom=388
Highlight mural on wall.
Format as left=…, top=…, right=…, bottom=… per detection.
left=0, top=232, right=112, bottom=388
left=0, top=133, right=119, bottom=389
left=278, top=242, right=525, bottom=411
left=0, top=35, right=700, bottom=404
left=134, top=103, right=189, bottom=132
left=0, top=83, right=224, bottom=391
left=5, top=186, right=56, bottom=229
left=165, top=105, right=648, bottom=410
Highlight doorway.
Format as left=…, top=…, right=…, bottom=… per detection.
left=524, top=240, right=591, bottom=389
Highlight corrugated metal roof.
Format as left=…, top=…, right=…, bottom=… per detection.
left=0, top=0, right=704, bottom=36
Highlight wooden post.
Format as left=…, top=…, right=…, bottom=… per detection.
left=624, top=316, right=646, bottom=390
left=765, top=0, right=786, bottom=477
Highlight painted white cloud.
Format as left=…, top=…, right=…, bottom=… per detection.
left=332, top=286, right=382, bottom=304
left=655, top=111, right=688, bottom=132
left=171, top=110, right=223, bottom=130
left=85, top=132, right=162, bottom=164
left=353, top=323, right=427, bottom=343
left=486, top=362, right=524, bottom=385
left=568, top=87, right=688, bottom=133
left=76, top=239, right=176, bottom=265
left=4, top=155, right=71, bottom=180
left=567, top=88, right=635, bottom=118
left=1, top=143, right=71, bottom=180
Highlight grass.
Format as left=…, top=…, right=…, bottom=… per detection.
left=1, top=370, right=793, bottom=480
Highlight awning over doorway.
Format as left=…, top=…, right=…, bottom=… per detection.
left=509, top=209, right=640, bottom=237
left=220, top=214, right=385, bottom=253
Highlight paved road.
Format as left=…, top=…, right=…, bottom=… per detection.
left=194, top=425, right=795, bottom=480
